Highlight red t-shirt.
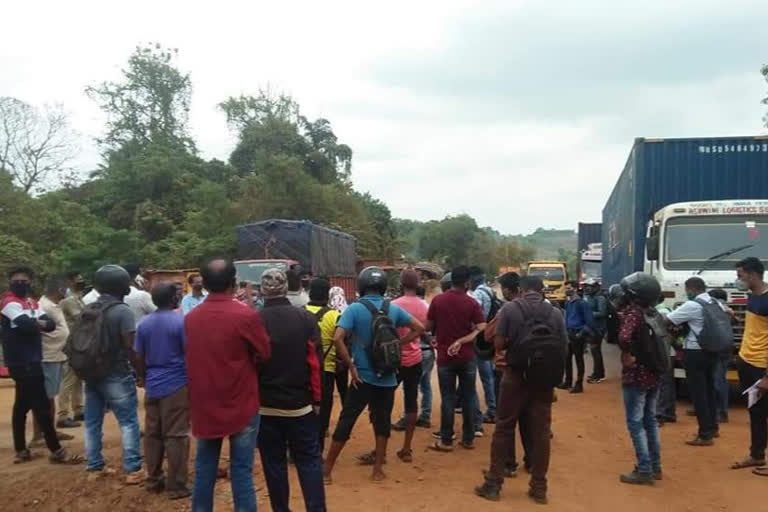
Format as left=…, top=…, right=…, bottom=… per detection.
left=185, top=293, right=271, bottom=439
left=427, top=288, right=485, bottom=366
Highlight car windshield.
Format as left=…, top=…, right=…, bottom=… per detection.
left=528, top=267, right=565, bottom=281
left=234, top=261, right=290, bottom=284
left=580, top=260, right=601, bottom=280
left=664, top=215, right=768, bottom=270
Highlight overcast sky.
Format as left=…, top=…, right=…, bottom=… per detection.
left=2, top=0, right=767, bottom=235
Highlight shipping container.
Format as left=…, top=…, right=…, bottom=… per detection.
left=236, top=220, right=357, bottom=277
left=602, top=136, right=768, bottom=285
left=577, top=223, right=602, bottom=252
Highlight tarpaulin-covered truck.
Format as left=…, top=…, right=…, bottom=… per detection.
left=235, top=220, right=358, bottom=300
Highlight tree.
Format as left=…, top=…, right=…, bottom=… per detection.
left=0, top=97, right=78, bottom=193
left=762, top=64, right=768, bottom=128
left=86, top=43, right=194, bottom=151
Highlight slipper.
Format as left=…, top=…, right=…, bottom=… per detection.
left=49, top=448, right=84, bottom=465
left=752, top=466, right=768, bottom=477
left=356, top=451, right=385, bottom=466
left=428, top=440, right=453, bottom=453
left=397, top=449, right=413, bottom=463
left=731, top=456, right=766, bottom=470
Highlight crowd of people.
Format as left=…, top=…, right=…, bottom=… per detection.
left=2, top=255, right=768, bottom=509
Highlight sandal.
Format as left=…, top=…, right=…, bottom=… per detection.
left=752, top=466, right=768, bottom=477
left=731, top=456, right=766, bottom=470
left=49, top=448, right=84, bottom=465
left=397, top=449, right=413, bottom=463
left=428, top=440, right=453, bottom=453
left=356, top=451, right=385, bottom=466
left=14, top=449, right=33, bottom=464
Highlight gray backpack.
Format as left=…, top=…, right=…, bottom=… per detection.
left=693, top=299, right=734, bottom=354
left=64, top=299, right=120, bottom=381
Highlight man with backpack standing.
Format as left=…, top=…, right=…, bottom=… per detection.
left=665, top=277, right=732, bottom=446
left=616, top=272, right=667, bottom=486
left=474, top=276, right=567, bottom=504
left=426, top=266, right=487, bottom=452
left=470, top=266, right=499, bottom=427
left=305, top=278, right=341, bottom=454
left=258, top=269, right=326, bottom=512
left=583, top=279, right=608, bottom=384
left=77, top=265, right=143, bottom=482
left=559, top=281, right=594, bottom=394
left=323, top=267, right=424, bottom=483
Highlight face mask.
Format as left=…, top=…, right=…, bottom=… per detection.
left=686, top=292, right=697, bottom=300
left=565, top=290, right=575, bottom=297
left=10, top=281, right=30, bottom=297
left=193, top=284, right=203, bottom=293
left=735, top=279, right=750, bottom=292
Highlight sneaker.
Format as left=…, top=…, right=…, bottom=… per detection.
left=570, top=382, right=584, bottom=394
left=432, top=431, right=456, bottom=441
left=587, top=376, right=605, bottom=384
left=619, top=470, right=655, bottom=485
left=416, top=418, right=431, bottom=428
left=391, top=418, right=406, bottom=432
left=474, top=482, right=500, bottom=502
left=474, top=428, right=485, bottom=438
left=686, top=436, right=714, bottom=447
left=56, top=418, right=81, bottom=429
left=556, top=382, right=571, bottom=390
left=528, top=488, right=548, bottom=505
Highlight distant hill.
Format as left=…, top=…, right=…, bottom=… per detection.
left=514, top=228, right=577, bottom=260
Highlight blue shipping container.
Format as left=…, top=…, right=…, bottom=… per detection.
left=602, top=136, right=768, bottom=286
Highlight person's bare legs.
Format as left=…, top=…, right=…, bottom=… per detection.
left=323, top=439, right=346, bottom=483
left=373, top=435, right=388, bottom=481
left=401, top=412, right=417, bottom=459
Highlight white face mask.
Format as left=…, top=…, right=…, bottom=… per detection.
left=735, top=279, right=750, bottom=292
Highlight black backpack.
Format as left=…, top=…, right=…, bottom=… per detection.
left=637, top=311, right=671, bottom=376
left=508, top=300, right=566, bottom=391
left=307, top=306, right=335, bottom=360
left=64, top=299, right=121, bottom=381
left=359, top=299, right=401, bottom=378
left=474, top=287, right=503, bottom=360
left=693, top=298, right=734, bottom=354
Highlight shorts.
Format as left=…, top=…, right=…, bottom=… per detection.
left=42, top=362, right=64, bottom=398
left=398, top=363, right=423, bottom=414
left=332, top=382, right=396, bottom=441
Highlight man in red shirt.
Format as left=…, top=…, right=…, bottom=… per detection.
left=185, top=259, right=271, bottom=512
left=426, top=266, right=487, bottom=451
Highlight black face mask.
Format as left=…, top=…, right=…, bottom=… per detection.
left=10, top=281, right=30, bottom=298
left=193, top=284, right=203, bottom=293
left=73, top=281, right=86, bottom=292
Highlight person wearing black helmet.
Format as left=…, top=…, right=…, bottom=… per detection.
left=83, top=264, right=143, bottom=483
left=616, top=272, right=664, bottom=486
left=583, top=279, right=607, bottom=384
left=324, top=267, right=425, bottom=483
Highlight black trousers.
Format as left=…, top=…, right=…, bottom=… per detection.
left=737, top=357, right=768, bottom=460
left=332, top=382, right=395, bottom=441
left=565, top=331, right=586, bottom=386
left=10, top=364, right=61, bottom=453
left=589, top=330, right=605, bottom=379
left=684, top=349, right=719, bottom=439
left=319, top=372, right=336, bottom=452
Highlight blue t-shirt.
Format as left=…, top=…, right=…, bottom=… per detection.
left=133, top=310, right=187, bottom=399
left=338, top=295, right=412, bottom=387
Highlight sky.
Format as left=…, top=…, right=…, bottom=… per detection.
left=2, top=0, right=767, bottom=235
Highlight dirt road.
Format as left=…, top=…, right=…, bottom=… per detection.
left=0, top=344, right=762, bottom=511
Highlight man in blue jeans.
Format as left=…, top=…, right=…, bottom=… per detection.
left=83, top=265, right=143, bottom=483
left=616, top=272, right=663, bottom=485
left=426, top=266, right=487, bottom=451
left=470, top=267, right=497, bottom=428
left=185, top=259, right=272, bottom=512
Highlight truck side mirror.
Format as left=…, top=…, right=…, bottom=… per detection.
left=646, top=225, right=659, bottom=261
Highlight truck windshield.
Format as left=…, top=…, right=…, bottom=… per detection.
left=234, top=261, right=290, bottom=284
left=580, top=261, right=601, bottom=280
left=664, top=215, right=768, bottom=270
left=529, top=267, right=565, bottom=281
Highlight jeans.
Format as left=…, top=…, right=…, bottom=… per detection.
left=437, top=359, right=478, bottom=445
left=622, top=385, right=661, bottom=474
left=656, top=363, right=677, bottom=422
left=737, top=357, right=768, bottom=460
left=419, top=349, right=435, bottom=422
left=85, top=373, right=141, bottom=472
left=193, top=413, right=260, bottom=512
left=477, top=359, right=496, bottom=416
left=564, top=331, right=586, bottom=386
left=714, top=352, right=730, bottom=418
left=683, top=349, right=719, bottom=439
left=258, top=413, right=326, bottom=512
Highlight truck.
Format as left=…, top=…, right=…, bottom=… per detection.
left=234, top=219, right=358, bottom=300
left=527, top=261, right=568, bottom=305
left=602, top=135, right=768, bottom=381
left=576, top=222, right=602, bottom=284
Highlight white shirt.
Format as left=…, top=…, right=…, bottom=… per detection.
left=666, top=292, right=723, bottom=350
left=124, top=286, right=157, bottom=324
left=83, top=289, right=100, bottom=305
left=39, top=296, right=69, bottom=363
